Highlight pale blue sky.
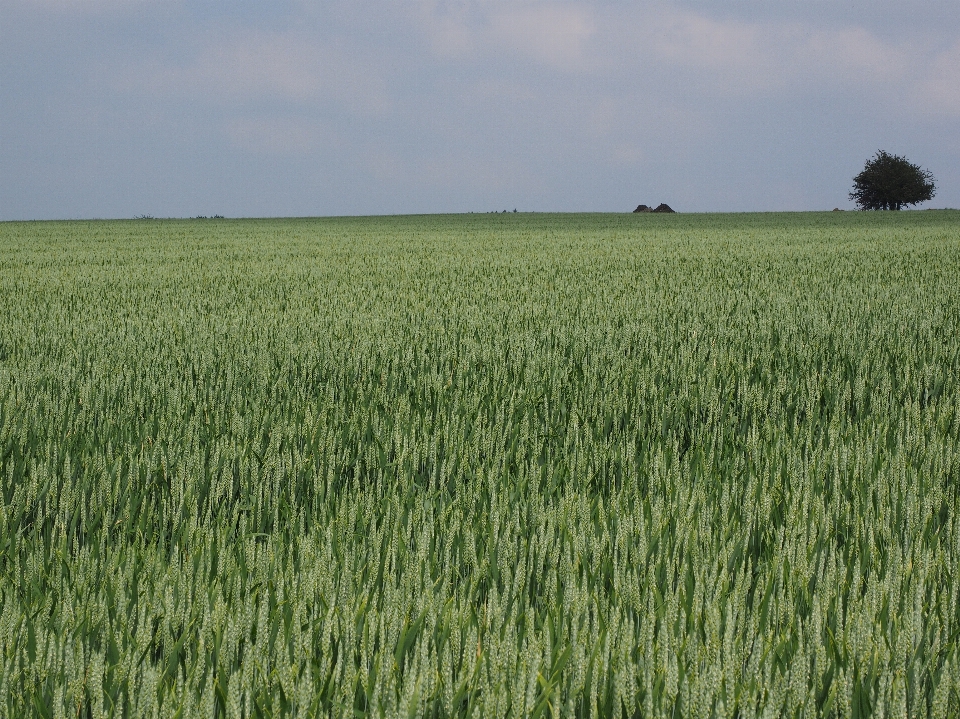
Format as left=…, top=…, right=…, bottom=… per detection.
left=2, top=0, right=958, bottom=219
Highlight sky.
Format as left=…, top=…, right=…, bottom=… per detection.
left=2, top=0, right=958, bottom=219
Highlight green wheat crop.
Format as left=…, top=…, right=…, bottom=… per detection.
left=1, top=211, right=959, bottom=717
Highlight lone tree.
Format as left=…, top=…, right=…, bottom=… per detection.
left=850, top=150, right=936, bottom=210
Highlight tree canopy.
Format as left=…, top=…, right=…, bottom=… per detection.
left=849, top=151, right=936, bottom=210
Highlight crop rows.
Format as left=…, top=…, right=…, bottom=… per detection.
left=1, top=212, right=959, bottom=717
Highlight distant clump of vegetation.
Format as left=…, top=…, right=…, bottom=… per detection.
left=1, top=212, right=959, bottom=717
left=850, top=150, right=937, bottom=210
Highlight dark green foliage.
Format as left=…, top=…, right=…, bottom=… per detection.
left=849, top=150, right=937, bottom=210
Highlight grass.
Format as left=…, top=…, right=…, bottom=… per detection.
left=1, top=210, right=959, bottom=717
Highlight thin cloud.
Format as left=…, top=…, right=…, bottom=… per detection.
left=916, top=39, right=960, bottom=117
left=114, top=30, right=391, bottom=115
left=8, top=0, right=162, bottom=11
left=226, top=115, right=324, bottom=155
left=489, top=3, right=596, bottom=69
left=416, top=1, right=478, bottom=58
left=415, top=0, right=596, bottom=70
left=602, top=8, right=912, bottom=95
left=412, top=3, right=918, bottom=95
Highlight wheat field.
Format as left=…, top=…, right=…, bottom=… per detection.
left=1, top=211, right=959, bottom=717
